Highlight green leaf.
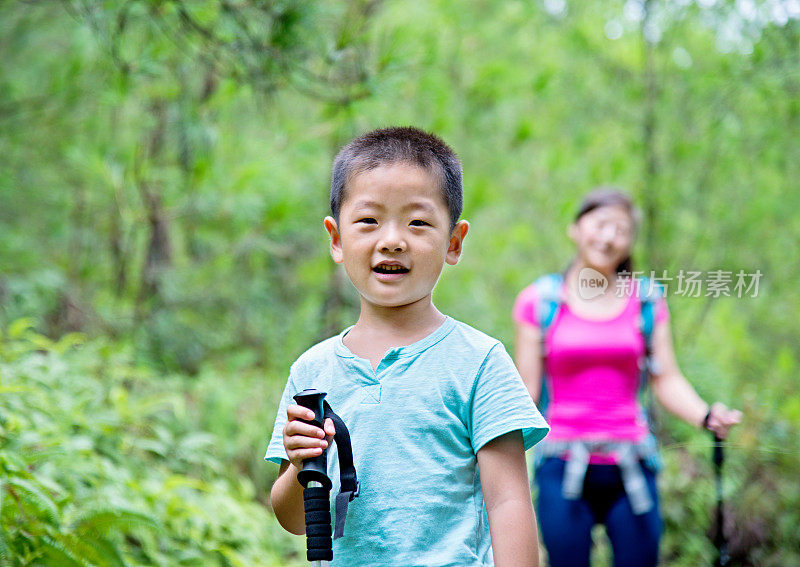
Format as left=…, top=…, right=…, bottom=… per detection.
left=5, top=477, right=60, bottom=524
left=0, top=524, right=11, bottom=560
left=39, top=533, right=92, bottom=567
left=71, top=507, right=158, bottom=538
left=8, top=318, right=36, bottom=339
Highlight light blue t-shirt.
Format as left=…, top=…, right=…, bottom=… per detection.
left=265, top=317, right=549, bottom=567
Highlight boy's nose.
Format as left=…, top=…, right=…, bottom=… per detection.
left=377, top=225, right=406, bottom=252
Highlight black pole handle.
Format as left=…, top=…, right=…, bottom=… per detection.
left=293, top=389, right=333, bottom=489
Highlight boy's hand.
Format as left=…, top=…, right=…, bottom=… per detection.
left=282, top=404, right=336, bottom=471
left=272, top=406, right=335, bottom=535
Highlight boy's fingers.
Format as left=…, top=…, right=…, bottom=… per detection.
left=284, top=429, right=328, bottom=450
left=284, top=432, right=329, bottom=450
left=324, top=417, right=336, bottom=437
left=286, top=403, right=316, bottom=422
left=281, top=406, right=332, bottom=463
left=285, top=419, right=326, bottom=439
left=288, top=447, right=325, bottom=463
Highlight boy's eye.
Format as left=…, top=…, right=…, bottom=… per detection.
left=409, top=220, right=430, bottom=227
left=357, top=217, right=377, bottom=224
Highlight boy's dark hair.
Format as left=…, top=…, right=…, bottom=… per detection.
left=330, top=126, right=463, bottom=229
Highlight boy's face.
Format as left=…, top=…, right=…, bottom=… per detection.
left=324, top=162, right=468, bottom=310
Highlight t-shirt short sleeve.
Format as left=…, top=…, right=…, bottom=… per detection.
left=264, top=367, right=299, bottom=465
left=469, top=343, right=549, bottom=453
left=512, top=284, right=540, bottom=328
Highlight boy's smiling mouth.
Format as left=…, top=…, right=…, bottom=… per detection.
left=372, top=261, right=410, bottom=277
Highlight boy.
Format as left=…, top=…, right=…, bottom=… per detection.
left=266, top=127, right=548, bottom=566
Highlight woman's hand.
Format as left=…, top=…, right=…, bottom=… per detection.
left=703, top=402, right=742, bottom=439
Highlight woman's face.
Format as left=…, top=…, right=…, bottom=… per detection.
left=569, top=204, right=635, bottom=274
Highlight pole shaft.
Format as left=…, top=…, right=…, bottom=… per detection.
left=713, top=436, right=729, bottom=567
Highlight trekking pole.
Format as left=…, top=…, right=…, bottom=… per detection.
left=294, top=389, right=333, bottom=567
left=712, top=434, right=730, bottom=567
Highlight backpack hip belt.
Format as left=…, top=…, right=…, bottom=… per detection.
left=536, top=437, right=659, bottom=515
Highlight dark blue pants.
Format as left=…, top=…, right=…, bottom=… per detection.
left=536, top=458, right=662, bottom=567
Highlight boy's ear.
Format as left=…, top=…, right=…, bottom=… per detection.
left=446, top=220, right=469, bottom=265
left=324, top=216, right=344, bottom=264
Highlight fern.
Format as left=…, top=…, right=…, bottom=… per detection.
left=51, top=532, right=126, bottom=567
left=1, top=327, right=304, bottom=566
left=79, top=538, right=126, bottom=567
left=39, top=533, right=91, bottom=567
left=0, top=526, right=11, bottom=561
left=71, top=507, right=158, bottom=538
left=4, top=477, right=60, bottom=524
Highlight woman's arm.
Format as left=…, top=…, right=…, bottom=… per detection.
left=478, top=431, right=540, bottom=567
left=650, top=320, right=742, bottom=438
left=514, top=322, right=543, bottom=404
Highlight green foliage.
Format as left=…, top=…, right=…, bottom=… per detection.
left=0, top=323, right=303, bottom=566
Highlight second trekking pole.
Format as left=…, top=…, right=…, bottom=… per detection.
left=712, top=434, right=730, bottom=567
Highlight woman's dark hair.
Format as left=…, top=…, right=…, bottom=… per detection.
left=574, top=187, right=641, bottom=275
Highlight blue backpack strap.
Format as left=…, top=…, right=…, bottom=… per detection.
left=529, top=273, right=563, bottom=471
left=636, top=276, right=666, bottom=470
left=637, top=276, right=664, bottom=383
left=535, top=273, right=564, bottom=333
left=638, top=277, right=660, bottom=340
left=531, top=273, right=565, bottom=416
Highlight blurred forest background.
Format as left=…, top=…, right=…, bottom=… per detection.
left=2, top=0, right=799, bottom=565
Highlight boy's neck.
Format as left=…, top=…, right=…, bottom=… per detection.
left=344, top=296, right=446, bottom=368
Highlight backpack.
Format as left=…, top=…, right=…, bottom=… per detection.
left=532, top=272, right=662, bottom=418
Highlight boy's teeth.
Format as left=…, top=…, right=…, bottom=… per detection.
left=375, top=264, right=407, bottom=273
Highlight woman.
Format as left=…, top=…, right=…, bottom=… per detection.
left=514, top=189, right=741, bottom=567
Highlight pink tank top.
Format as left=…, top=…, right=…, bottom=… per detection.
left=513, top=280, right=669, bottom=445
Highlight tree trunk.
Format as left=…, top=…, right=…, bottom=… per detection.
left=641, top=0, right=660, bottom=269
left=109, top=205, right=128, bottom=297
left=139, top=185, right=172, bottom=303
left=137, top=100, right=173, bottom=305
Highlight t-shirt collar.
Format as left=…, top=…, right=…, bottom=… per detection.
left=334, top=316, right=456, bottom=359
